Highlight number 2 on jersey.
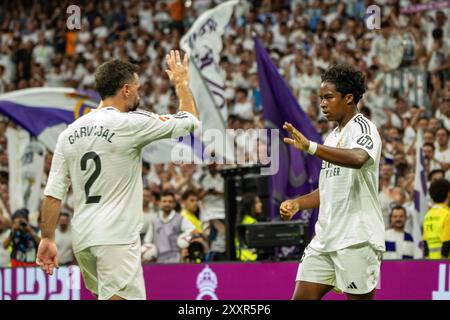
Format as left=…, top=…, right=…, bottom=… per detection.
left=80, top=152, right=102, bottom=204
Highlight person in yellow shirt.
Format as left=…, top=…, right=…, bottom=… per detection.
left=180, top=189, right=209, bottom=262
left=181, top=189, right=202, bottom=233
left=423, top=179, right=450, bottom=259
left=236, top=193, right=264, bottom=261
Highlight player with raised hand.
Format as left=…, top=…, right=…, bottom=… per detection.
left=37, top=50, right=199, bottom=300
left=280, top=64, right=385, bottom=300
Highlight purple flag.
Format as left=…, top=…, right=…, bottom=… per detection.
left=255, top=37, right=323, bottom=238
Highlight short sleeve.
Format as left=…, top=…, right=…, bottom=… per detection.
left=130, top=110, right=200, bottom=149
left=44, top=135, right=71, bottom=200
left=350, top=118, right=380, bottom=164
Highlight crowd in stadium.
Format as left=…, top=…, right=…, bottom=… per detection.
left=0, top=0, right=449, bottom=268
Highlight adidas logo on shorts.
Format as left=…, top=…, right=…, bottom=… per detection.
left=347, top=282, right=358, bottom=289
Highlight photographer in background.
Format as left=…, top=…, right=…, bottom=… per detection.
left=2, top=208, right=41, bottom=267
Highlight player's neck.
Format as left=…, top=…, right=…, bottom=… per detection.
left=337, top=109, right=358, bottom=130
left=100, top=98, right=128, bottom=112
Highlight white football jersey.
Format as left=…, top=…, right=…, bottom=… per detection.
left=44, top=107, right=199, bottom=253
left=309, top=113, right=385, bottom=253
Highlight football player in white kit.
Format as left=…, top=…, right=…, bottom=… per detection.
left=36, top=50, right=199, bottom=300
left=280, top=64, right=385, bottom=300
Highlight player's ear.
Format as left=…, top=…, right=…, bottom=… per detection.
left=123, top=84, right=130, bottom=97
left=344, top=93, right=354, bottom=105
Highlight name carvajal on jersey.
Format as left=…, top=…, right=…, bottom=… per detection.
left=68, top=125, right=115, bottom=144
left=321, top=161, right=341, bottom=178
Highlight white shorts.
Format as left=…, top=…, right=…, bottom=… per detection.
left=296, top=243, right=382, bottom=295
left=75, top=239, right=146, bottom=300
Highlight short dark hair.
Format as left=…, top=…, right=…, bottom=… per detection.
left=432, top=28, right=443, bottom=40
left=321, top=63, right=366, bottom=105
left=429, top=179, right=450, bottom=203
left=142, top=161, right=150, bottom=170
left=429, top=169, right=445, bottom=181
left=160, top=189, right=175, bottom=200
left=437, top=127, right=449, bottom=136
left=182, top=189, right=198, bottom=201
left=423, top=142, right=435, bottom=151
left=94, top=59, right=138, bottom=99
left=360, top=106, right=372, bottom=118
left=238, top=192, right=258, bottom=224
left=389, top=205, right=407, bottom=222
left=391, top=205, right=406, bottom=215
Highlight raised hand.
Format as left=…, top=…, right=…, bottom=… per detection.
left=283, top=122, right=310, bottom=152
left=165, top=50, right=189, bottom=87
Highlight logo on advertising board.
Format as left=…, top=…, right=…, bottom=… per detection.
left=0, top=266, right=81, bottom=300
left=432, top=264, right=450, bottom=300
left=196, top=265, right=218, bottom=300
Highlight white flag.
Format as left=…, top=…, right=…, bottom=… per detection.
left=6, top=127, right=45, bottom=215
left=180, top=0, right=239, bottom=163
left=412, top=130, right=428, bottom=258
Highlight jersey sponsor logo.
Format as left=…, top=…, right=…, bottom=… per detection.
left=321, top=161, right=341, bottom=178
left=68, top=126, right=115, bottom=144
left=356, top=135, right=374, bottom=150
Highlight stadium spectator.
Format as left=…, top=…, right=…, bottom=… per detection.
left=423, top=142, right=441, bottom=173
left=180, top=189, right=209, bottom=263
left=235, top=193, right=263, bottom=262
left=435, top=128, right=450, bottom=172
left=143, top=190, right=196, bottom=263
left=231, top=87, right=253, bottom=121
left=180, top=189, right=202, bottom=233
left=429, top=169, right=446, bottom=183
left=423, top=179, right=450, bottom=259
left=384, top=206, right=415, bottom=260
left=200, top=163, right=226, bottom=261
left=54, top=211, right=74, bottom=266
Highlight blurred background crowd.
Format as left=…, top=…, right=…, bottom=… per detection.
left=0, top=0, right=449, bottom=267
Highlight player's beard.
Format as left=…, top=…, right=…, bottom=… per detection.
left=129, top=98, right=140, bottom=112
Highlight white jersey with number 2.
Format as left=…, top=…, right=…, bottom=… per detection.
left=44, top=107, right=199, bottom=253
left=310, top=113, right=385, bottom=253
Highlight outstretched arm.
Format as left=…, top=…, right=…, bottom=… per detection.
left=165, top=50, right=199, bottom=119
left=283, top=122, right=370, bottom=169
